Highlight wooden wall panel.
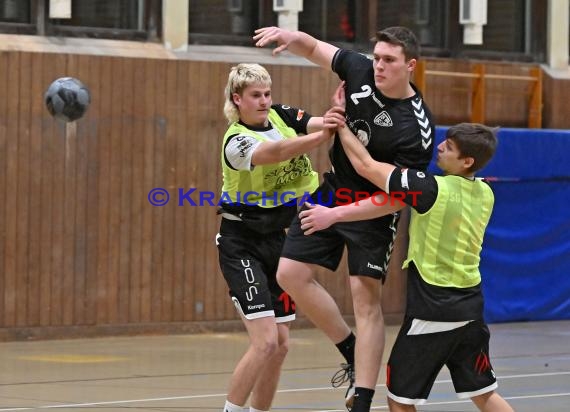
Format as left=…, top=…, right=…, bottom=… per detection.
left=129, top=58, right=145, bottom=324
left=118, top=57, right=134, bottom=326
left=140, top=57, right=157, bottom=323
left=417, top=60, right=474, bottom=126
left=4, top=51, right=20, bottom=328
left=183, top=61, right=198, bottom=322
left=28, top=52, right=44, bottom=327
left=417, top=58, right=541, bottom=127
left=0, top=52, right=6, bottom=328
left=0, top=50, right=567, bottom=340
left=16, top=51, right=31, bottom=327
left=543, top=72, right=570, bottom=129
left=483, top=63, right=537, bottom=127
left=171, top=60, right=187, bottom=323
left=95, top=55, right=113, bottom=325
left=84, top=54, right=100, bottom=327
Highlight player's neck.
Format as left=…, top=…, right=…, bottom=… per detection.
left=379, top=83, right=415, bottom=100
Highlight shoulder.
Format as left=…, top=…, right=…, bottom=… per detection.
left=478, top=177, right=495, bottom=197
left=271, top=104, right=305, bottom=120
left=223, top=131, right=261, bottom=171
left=224, top=131, right=258, bottom=153
left=271, top=104, right=312, bottom=133
left=333, top=49, right=372, bottom=77
left=335, top=48, right=370, bottom=62
left=224, top=122, right=257, bottom=142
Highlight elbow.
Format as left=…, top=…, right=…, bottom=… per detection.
left=352, top=162, right=366, bottom=177
left=352, top=160, right=374, bottom=179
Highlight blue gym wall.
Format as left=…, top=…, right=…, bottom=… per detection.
left=432, top=127, right=570, bottom=323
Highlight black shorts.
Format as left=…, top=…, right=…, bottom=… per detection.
left=386, top=318, right=498, bottom=405
left=216, top=218, right=295, bottom=323
left=281, top=201, right=400, bottom=280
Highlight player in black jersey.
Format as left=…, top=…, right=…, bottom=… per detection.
left=254, top=27, right=435, bottom=411
left=218, top=63, right=338, bottom=412
left=301, top=115, right=514, bottom=412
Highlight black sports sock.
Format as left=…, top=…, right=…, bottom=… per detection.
left=351, top=387, right=375, bottom=412
left=335, top=332, right=356, bottom=365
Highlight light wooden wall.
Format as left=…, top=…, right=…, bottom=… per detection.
left=0, top=51, right=360, bottom=340
left=543, top=72, right=570, bottom=129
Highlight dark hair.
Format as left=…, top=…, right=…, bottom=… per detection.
left=375, top=26, right=420, bottom=61
left=446, top=123, right=498, bottom=173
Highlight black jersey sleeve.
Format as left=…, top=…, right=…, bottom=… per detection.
left=331, top=49, right=371, bottom=80
left=388, top=168, right=438, bottom=214
left=271, top=104, right=312, bottom=134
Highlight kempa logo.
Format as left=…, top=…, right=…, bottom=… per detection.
left=248, top=304, right=266, bottom=310
left=367, top=262, right=383, bottom=271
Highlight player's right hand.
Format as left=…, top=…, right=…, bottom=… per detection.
left=299, top=203, right=337, bottom=235
left=323, top=106, right=345, bottom=130
left=253, top=27, right=295, bottom=55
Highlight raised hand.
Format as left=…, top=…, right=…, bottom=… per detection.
left=253, top=27, right=296, bottom=55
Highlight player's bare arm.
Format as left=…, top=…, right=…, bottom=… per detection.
left=252, top=128, right=334, bottom=166
left=337, top=126, right=397, bottom=193
left=306, top=117, right=324, bottom=134
left=253, top=26, right=338, bottom=70
left=252, top=106, right=341, bottom=165
left=299, top=198, right=403, bottom=235
left=306, top=109, right=346, bottom=134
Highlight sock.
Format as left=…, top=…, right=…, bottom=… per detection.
left=335, top=332, right=356, bottom=365
left=249, top=408, right=269, bottom=412
left=223, top=400, right=244, bottom=412
left=351, top=387, right=375, bottom=412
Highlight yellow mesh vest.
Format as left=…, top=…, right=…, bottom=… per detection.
left=403, top=175, right=494, bottom=288
left=221, top=109, right=319, bottom=208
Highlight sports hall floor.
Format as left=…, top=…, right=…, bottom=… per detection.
left=0, top=320, right=568, bottom=411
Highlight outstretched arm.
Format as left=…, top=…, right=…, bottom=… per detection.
left=337, top=127, right=397, bottom=193
left=253, top=27, right=338, bottom=70
left=299, top=198, right=404, bottom=235
left=252, top=128, right=332, bottom=165
left=252, top=105, right=345, bottom=165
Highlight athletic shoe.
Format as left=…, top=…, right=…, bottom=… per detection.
left=331, top=362, right=355, bottom=410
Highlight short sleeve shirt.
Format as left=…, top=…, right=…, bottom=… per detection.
left=224, top=104, right=312, bottom=171
left=330, top=49, right=435, bottom=196
left=389, top=169, right=486, bottom=321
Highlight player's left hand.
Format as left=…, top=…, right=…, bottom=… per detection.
left=299, top=203, right=337, bottom=235
left=332, top=81, right=346, bottom=109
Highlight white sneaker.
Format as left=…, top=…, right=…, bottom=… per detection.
left=331, top=363, right=355, bottom=410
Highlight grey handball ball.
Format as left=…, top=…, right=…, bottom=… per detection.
left=44, top=77, right=91, bottom=122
